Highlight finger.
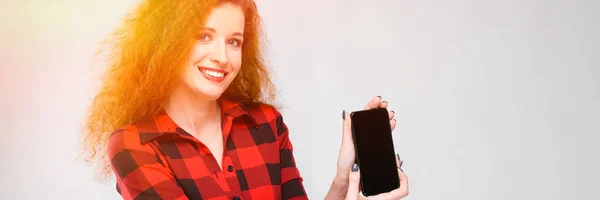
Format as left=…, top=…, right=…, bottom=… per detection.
left=363, top=96, right=383, bottom=110
left=342, top=110, right=352, bottom=144
left=395, top=153, right=401, bottom=168
left=345, top=164, right=361, bottom=200
left=340, top=109, right=355, bottom=179
left=396, top=168, right=409, bottom=197
left=380, top=100, right=389, bottom=109
left=390, top=119, right=397, bottom=131
left=388, top=110, right=395, bottom=120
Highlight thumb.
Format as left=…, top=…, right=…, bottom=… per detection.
left=345, top=164, right=361, bottom=200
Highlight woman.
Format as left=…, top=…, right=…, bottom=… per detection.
left=83, top=0, right=408, bottom=199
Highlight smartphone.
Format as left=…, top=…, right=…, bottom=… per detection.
left=350, top=108, right=400, bottom=197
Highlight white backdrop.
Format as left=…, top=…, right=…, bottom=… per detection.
left=1, top=0, right=599, bottom=199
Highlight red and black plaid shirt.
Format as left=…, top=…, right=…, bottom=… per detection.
left=107, top=98, right=308, bottom=200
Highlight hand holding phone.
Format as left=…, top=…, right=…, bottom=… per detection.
left=326, top=96, right=408, bottom=200
left=350, top=108, right=400, bottom=196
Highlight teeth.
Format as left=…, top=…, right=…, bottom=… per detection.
left=202, top=69, right=224, bottom=78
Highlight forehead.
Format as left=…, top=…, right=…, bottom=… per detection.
left=203, top=3, right=245, bottom=33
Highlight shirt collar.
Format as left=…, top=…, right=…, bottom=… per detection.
left=137, top=98, right=258, bottom=144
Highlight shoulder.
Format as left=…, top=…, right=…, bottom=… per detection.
left=245, top=103, right=284, bottom=123
left=107, top=124, right=151, bottom=157
left=106, top=124, right=165, bottom=180
left=244, top=103, right=289, bottom=136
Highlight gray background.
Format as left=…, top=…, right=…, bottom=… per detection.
left=1, top=0, right=598, bottom=199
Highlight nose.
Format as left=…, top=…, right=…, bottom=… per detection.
left=209, top=40, right=228, bottom=66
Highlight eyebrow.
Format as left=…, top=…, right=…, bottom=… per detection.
left=200, top=27, right=244, bottom=37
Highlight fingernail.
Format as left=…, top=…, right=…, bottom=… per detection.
left=352, top=164, right=359, bottom=172
left=377, top=95, right=382, bottom=99
left=391, top=110, right=395, bottom=114
left=342, top=110, right=346, bottom=120
left=382, top=101, right=388, bottom=104
left=397, top=154, right=404, bottom=167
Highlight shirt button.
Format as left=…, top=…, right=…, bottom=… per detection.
left=227, top=165, right=234, bottom=172
left=233, top=196, right=241, bottom=200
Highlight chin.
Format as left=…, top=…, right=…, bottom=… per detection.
left=197, top=91, right=223, bottom=100
left=193, top=87, right=226, bottom=100
left=183, top=77, right=232, bottom=101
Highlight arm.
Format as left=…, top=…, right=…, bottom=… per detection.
left=274, top=112, right=309, bottom=200
left=325, top=176, right=349, bottom=200
left=108, top=128, right=189, bottom=200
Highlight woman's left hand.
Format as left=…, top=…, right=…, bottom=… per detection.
left=331, top=96, right=398, bottom=194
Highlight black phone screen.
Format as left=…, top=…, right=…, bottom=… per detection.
left=351, top=108, right=400, bottom=196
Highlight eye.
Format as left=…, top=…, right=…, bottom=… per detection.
left=198, top=33, right=212, bottom=42
left=227, top=39, right=243, bottom=48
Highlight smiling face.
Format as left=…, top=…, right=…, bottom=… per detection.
left=178, top=3, right=245, bottom=101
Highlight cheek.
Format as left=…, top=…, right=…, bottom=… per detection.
left=183, top=45, right=207, bottom=77
left=190, top=44, right=210, bottom=62
left=182, top=65, right=197, bottom=85
left=230, top=50, right=243, bottom=72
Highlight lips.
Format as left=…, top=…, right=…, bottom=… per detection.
left=198, top=66, right=228, bottom=82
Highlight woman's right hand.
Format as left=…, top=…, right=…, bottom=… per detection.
left=345, top=155, right=409, bottom=200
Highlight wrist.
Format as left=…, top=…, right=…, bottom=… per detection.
left=333, top=174, right=348, bottom=187
left=325, top=175, right=349, bottom=200
left=335, top=168, right=349, bottom=182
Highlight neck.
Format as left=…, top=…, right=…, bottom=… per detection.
left=164, top=85, right=221, bottom=136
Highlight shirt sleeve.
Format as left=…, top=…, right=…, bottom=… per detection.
left=107, top=127, right=189, bottom=200
left=274, top=110, right=309, bottom=200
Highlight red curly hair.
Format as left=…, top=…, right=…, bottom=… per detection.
left=82, top=0, right=275, bottom=178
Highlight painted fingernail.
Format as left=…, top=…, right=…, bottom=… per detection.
left=342, top=110, right=345, bottom=120
left=352, top=164, right=359, bottom=172
left=397, top=154, right=404, bottom=167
